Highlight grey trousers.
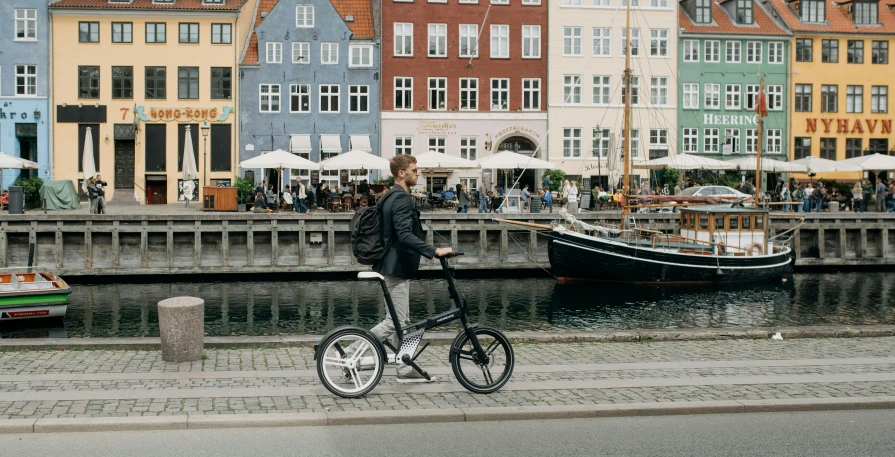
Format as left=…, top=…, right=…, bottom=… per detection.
left=371, top=275, right=410, bottom=346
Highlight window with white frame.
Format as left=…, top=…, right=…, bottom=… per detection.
left=621, top=28, right=640, bottom=56
left=395, top=137, right=413, bottom=155
left=593, top=28, right=611, bottom=56
left=349, top=45, right=372, bottom=67
left=321, top=43, right=338, bottom=64
left=649, top=129, right=668, bottom=150
left=745, top=129, right=758, bottom=153
left=459, top=178, right=478, bottom=193
left=460, top=78, right=478, bottom=110
left=726, top=40, right=741, bottom=63
left=622, top=129, right=641, bottom=157
left=491, top=25, right=509, bottom=58
left=683, top=83, right=699, bottom=109
left=15, top=9, right=37, bottom=41
left=592, top=0, right=610, bottom=5
left=428, top=23, right=447, bottom=57
left=766, top=129, right=782, bottom=153
left=621, top=0, right=641, bottom=6
left=650, top=77, right=668, bottom=106
left=522, top=78, right=540, bottom=110
left=746, top=41, right=762, bottom=63
left=296, top=5, right=314, bottom=27
left=593, top=76, right=611, bottom=105
left=395, top=77, right=413, bottom=110
left=746, top=84, right=760, bottom=109
left=292, top=42, right=310, bottom=64
left=522, top=25, right=541, bottom=58
left=428, top=136, right=446, bottom=154
left=563, top=75, right=582, bottom=104
left=651, top=0, right=668, bottom=6
left=704, top=40, right=720, bottom=62
left=704, top=83, right=720, bottom=109
left=724, top=128, right=739, bottom=154
left=564, top=27, right=582, bottom=56
left=703, top=128, right=719, bottom=153
left=683, top=128, right=698, bottom=153
left=491, top=0, right=509, bottom=4
left=847, top=85, right=863, bottom=113
left=260, top=84, right=280, bottom=112
left=650, top=29, right=668, bottom=57
left=767, top=85, right=783, bottom=110
left=491, top=78, right=509, bottom=110
left=622, top=76, right=640, bottom=105
left=683, top=40, right=699, bottom=62
left=428, top=78, right=447, bottom=110
left=593, top=128, right=610, bottom=157
left=460, top=136, right=478, bottom=160
left=266, top=42, right=282, bottom=63
left=563, top=128, right=582, bottom=158
left=15, top=65, right=36, bottom=96
left=394, top=23, right=413, bottom=56
left=725, top=84, right=741, bottom=109
left=349, top=85, right=369, bottom=113
left=768, top=42, right=784, bottom=64
left=290, top=84, right=310, bottom=112
left=319, top=84, right=339, bottom=112
left=460, top=24, right=478, bottom=57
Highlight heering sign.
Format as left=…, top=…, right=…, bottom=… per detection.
left=805, top=118, right=893, bottom=134
left=703, top=114, right=758, bottom=126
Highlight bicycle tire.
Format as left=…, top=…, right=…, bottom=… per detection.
left=449, top=326, right=514, bottom=394
left=316, top=327, right=384, bottom=398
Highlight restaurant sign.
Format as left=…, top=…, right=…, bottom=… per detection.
left=134, top=105, right=234, bottom=122
left=417, top=121, right=457, bottom=135
left=805, top=118, right=893, bottom=134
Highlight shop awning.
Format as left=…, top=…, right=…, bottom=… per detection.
left=349, top=135, right=372, bottom=153
left=290, top=134, right=312, bottom=154
left=320, top=134, right=343, bottom=154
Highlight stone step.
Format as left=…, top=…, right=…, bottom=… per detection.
left=109, top=190, right=142, bottom=206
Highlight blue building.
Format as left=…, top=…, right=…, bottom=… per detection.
left=239, top=0, right=380, bottom=190
left=0, top=2, right=50, bottom=188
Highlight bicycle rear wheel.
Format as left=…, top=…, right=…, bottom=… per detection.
left=317, top=328, right=384, bottom=398
left=449, top=326, right=514, bottom=394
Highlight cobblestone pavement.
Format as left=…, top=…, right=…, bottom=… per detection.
left=1, top=337, right=893, bottom=420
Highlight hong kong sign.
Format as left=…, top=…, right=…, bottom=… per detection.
left=805, top=118, right=893, bottom=134
left=133, top=106, right=234, bottom=122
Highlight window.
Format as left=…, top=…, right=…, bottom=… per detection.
left=210, top=67, right=231, bottom=99
left=800, top=0, right=825, bottom=23
left=395, top=137, right=412, bottom=155
left=111, top=66, right=133, bottom=99
left=491, top=78, right=509, bottom=110
left=522, top=25, right=541, bottom=58
left=683, top=128, right=698, bottom=153
left=460, top=137, right=478, bottom=160
left=460, top=78, right=478, bottom=110
left=848, top=40, right=864, bottom=64
left=725, top=84, right=741, bottom=109
left=872, top=86, right=888, bottom=114
left=460, top=24, right=478, bottom=58
left=146, top=23, right=166, bottom=43
left=522, top=78, right=540, bottom=110
left=260, top=84, right=280, bottom=112
left=623, top=129, right=641, bottom=157
left=650, top=29, right=668, bottom=57
left=79, top=22, right=99, bottom=43
left=290, top=84, right=310, bottom=112
left=350, top=45, right=372, bottom=67
left=683, top=83, right=699, bottom=109
left=428, top=24, right=447, bottom=57
left=563, top=75, right=582, bottom=104
left=767, top=130, right=783, bottom=154
left=593, top=128, right=610, bottom=157
left=395, top=77, right=413, bottom=110
left=704, top=40, right=720, bottom=62
left=683, top=40, right=699, bottom=62
left=428, top=78, right=447, bottom=110
left=349, top=85, right=369, bottom=113
left=491, top=25, right=509, bottom=58
left=745, top=129, right=757, bottom=153
left=621, top=0, right=640, bottom=5
left=145, top=67, right=166, bottom=99
left=847, top=85, right=863, bottom=113
left=621, top=28, right=640, bottom=56
left=703, top=128, right=719, bottom=154
left=394, top=23, right=413, bottom=56
left=649, top=129, right=668, bottom=151
left=821, top=39, right=838, bottom=63
left=768, top=42, right=784, bottom=64
left=736, top=0, right=753, bottom=23
left=746, top=84, right=760, bottom=109
left=319, top=84, right=339, bottom=113
left=593, top=28, right=611, bottom=56
left=593, top=76, right=611, bottom=105
left=563, top=128, right=582, bottom=158
left=767, top=85, right=783, bottom=110
left=821, top=85, right=838, bottom=113
left=704, top=83, right=720, bottom=109
left=428, top=136, right=446, bottom=154
left=112, top=22, right=132, bottom=43
left=869, top=138, right=889, bottom=154
left=846, top=138, right=863, bottom=158
left=794, top=137, right=811, bottom=160
left=78, top=66, right=99, bottom=98
left=872, top=41, right=888, bottom=64
left=563, top=27, right=582, bottom=56
left=296, top=5, right=314, bottom=27
left=651, top=77, right=668, bottom=106
left=622, top=76, right=640, bottom=105
left=695, top=0, right=711, bottom=23
left=726, top=40, right=741, bottom=63
left=724, top=129, right=739, bottom=154
left=321, top=42, right=338, bottom=64
left=211, top=24, right=231, bottom=44
left=853, top=0, right=878, bottom=25
left=15, top=9, right=37, bottom=41
left=818, top=138, right=836, bottom=160
left=293, top=42, right=310, bottom=64
left=178, top=67, right=199, bottom=99
left=179, top=23, right=199, bottom=43
left=14, top=65, right=36, bottom=96
left=795, top=84, right=812, bottom=112
left=267, top=42, right=282, bottom=63
left=746, top=41, right=761, bottom=63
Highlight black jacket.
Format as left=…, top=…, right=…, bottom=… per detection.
left=373, top=185, right=436, bottom=279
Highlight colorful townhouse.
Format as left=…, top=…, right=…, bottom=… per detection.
left=380, top=0, right=548, bottom=194
left=49, top=0, right=256, bottom=204
left=550, top=0, right=679, bottom=191
left=0, top=2, right=51, bottom=187
left=239, top=0, right=380, bottom=190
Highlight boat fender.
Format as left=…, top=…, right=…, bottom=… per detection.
left=747, top=243, right=764, bottom=256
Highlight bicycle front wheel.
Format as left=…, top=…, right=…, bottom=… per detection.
left=450, top=326, right=514, bottom=394
left=317, top=328, right=384, bottom=398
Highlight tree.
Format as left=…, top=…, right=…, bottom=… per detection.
left=544, top=169, right=566, bottom=192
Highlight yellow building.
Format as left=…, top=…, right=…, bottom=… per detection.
left=771, top=0, right=895, bottom=182
left=49, top=0, right=256, bottom=204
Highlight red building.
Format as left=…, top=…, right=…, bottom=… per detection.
left=380, top=0, right=548, bottom=193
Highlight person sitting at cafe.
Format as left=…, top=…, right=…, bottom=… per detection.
left=490, top=191, right=504, bottom=213
left=252, top=192, right=272, bottom=213
left=282, top=185, right=294, bottom=211
left=443, top=187, right=455, bottom=202
left=327, top=187, right=339, bottom=211
left=358, top=179, right=370, bottom=196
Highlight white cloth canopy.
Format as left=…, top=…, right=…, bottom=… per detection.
left=789, top=156, right=862, bottom=174
left=318, top=150, right=390, bottom=171
left=239, top=149, right=319, bottom=169
left=320, top=135, right=343, bottom=153
left=477, top=151, right=556, bottom=169
left=181, top=127, right=199, bottom=201
left=727, top=156, right=808, bottom=173
left=81, top=128, right=97, bottom=193
left=289, top=135, right=312, bottom=154
left=349, top=135, right=373, bottom=153
left=838, top=153, right=895, bottom=171
left=0, top=152, right=39, bottom=170
left=641, top=153, right=738, bottom=170
left=415, top=151, right=481, bottom=171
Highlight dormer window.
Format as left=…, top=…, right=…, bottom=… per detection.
left=203, top=0, right=225, bottom=4
left=853, top=0, right=878, bottom=25
left=736, top=0, right=754, bottom=24
left=798, top=0, right=825, bottom=23
left=695, top=0, right=712, bottom=23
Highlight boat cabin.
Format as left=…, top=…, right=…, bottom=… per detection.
left=679, top=207, right=771, bottom=255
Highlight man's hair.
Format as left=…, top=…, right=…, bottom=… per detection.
left=390, top=154, right=417, bottom=177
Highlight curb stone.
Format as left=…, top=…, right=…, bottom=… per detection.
left=33, top=416, right=188, bottom=433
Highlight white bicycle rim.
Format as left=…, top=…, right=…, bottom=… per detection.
left=320, top=335, right=381, bottom=396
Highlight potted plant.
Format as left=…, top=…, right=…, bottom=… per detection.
left=235, top=177, right=253, bottom=212
left=13, top=176, right=44, bottom=210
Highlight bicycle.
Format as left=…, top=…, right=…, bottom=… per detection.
left=314, top=253, right=515, bottom=398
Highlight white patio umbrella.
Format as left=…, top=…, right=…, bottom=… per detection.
left=0, top=151, right=40, bottom=190
left=415, top=151, right=481, bottom=171
left=789, top=156, right=863, bottom=174
left=642, top=153, right=738, bottom=170
left=81, top=128, right=97, bottom=193
left=727, top=156, right=808, bottom=173
left=181, top=127, right=199, bottom=206
left=318, top=150, right=391, bottom=194
left=838, top=153, right=895, bottom=171
left=478, top=150, right=556, bottom=195
left=240, top=149, right=321, bottom=199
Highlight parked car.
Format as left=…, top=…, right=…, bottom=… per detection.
left=675, top=185, right=754, bottom=210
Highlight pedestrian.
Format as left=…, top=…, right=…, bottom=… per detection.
left=660, top=183, right=670, bottom=195
left=888, top=184, right=895, bottom=212
left=639, top=182, right=650, bottom=196
left=316, top=182, right=325, bottom=208
left=542, top=173, right=551, bottom=190
left=567, top=181, right=579, bottom=213
left=94, top=174, right=108, bottom=214
left=295, top=180, right=308, bottom=213
left=305, top=184, right=315, bottom=212
left=561, top=180, right=571, bottom=210
left=456, top=183, right=470, bottom=213
left=86, top=177, right=98, bottom=214
left=477, top=187, right=489, bottom=213
left=521, top=184, right=531, bottom=213
left=877, top=179, right=887, bottom=212
left=812, top=182, right=824, bottom=212
left=852, top=182, right=863, bottom=212
left=543, top=187, right=553, bottom=213
left=673, top=181, right=682, bottom=195
left=802, top=182, right=813, bottom=213
left=490, top=190, right=502, bottom=213
left=780, top=184, right=791, bottom=212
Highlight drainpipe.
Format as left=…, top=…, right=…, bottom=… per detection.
left=48, top=8, right=54, bottom=180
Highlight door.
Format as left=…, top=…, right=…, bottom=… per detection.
left=115, top=140, right=135, bottom=189
left=146, top=180, right=167, bottom=204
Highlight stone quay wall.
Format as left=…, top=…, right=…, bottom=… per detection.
left=0, top=213, right=892, bottom=276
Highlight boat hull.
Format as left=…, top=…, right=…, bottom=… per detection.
left=548, top=231, right=793, bottom=284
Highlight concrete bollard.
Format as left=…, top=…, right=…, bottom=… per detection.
left=157, top=296, right=205, bottom=363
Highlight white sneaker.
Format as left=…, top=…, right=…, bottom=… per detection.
left=395, top=367, right=437, bottom=383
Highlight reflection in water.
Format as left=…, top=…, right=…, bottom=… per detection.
left=2, top=273, right=895, bottom=338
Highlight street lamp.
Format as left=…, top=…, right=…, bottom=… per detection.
left=200, top=120, right=210, bottom=187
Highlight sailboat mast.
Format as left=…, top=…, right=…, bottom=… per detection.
left=755, top=74, right=765, bottom=202
left=621, top=0, right=632, bottom=225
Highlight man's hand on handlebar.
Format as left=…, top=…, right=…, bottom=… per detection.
left=434, top=247, right=454, bottom=258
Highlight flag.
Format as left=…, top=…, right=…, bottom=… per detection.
left=755, top=86, right=768, bottom=118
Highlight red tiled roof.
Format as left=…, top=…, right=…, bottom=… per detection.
left=243, top=0, right=279, bottom=65
left=330, top=0, right=375, bottom=39
left=680, top=1, right=789, bottom=36
left=770, top=0, right=895, bottom=34
left=51, top=0, right=242, bottom=10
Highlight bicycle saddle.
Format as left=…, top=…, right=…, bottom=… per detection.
left=357, top=272, right=385, bottom=281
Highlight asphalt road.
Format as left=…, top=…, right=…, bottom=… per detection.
left=2, top=410, right=894, bottom=457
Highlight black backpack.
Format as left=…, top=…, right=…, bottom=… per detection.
left=350, top=191, right=399, bottom=265
left=812, top=187, right=823, bottom=199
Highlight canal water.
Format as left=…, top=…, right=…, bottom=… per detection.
left=2, top=272, right=894, bottom=338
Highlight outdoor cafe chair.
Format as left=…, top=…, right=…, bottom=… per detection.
left=330, top=196, right=343, bottom=212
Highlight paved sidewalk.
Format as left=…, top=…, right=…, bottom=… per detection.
left=1, top=337, right=894, bottom=432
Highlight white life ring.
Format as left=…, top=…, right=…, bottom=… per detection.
left=747, top=243, right=764, bottom=256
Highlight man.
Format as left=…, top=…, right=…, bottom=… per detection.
left=813, top=182, right=825, bottom=212
left=372, top=155, right=452, bottom=382
left=521, top=184, right=531, bottom=213
left=877, top=179, right=887, bottom=212
left=94, top=174, right=108, bottom=214
left=542, top=173, right=551, bottom=190
left=295, top=180, right=308, bottom=213
left=673, top=181, right=682, bottom=196
left=255, top=180, right=268, bottom=209
left=660, top=183, right=670, bottom=195
left=358, top=179, right=370, bottom=196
